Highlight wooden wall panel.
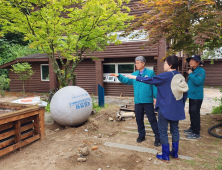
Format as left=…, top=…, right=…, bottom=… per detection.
left=104, top=83, right=134, bottom=97
left=9, top=62, right=50, bottom=92
left=203, top=61, right=222, bottom=86
left=91, top=42, right=158, bottom=59
left=67, top=0, right=147, bottom=21
left=70, top=59, right=97, bottom=95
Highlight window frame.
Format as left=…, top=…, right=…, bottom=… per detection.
left=103, top=63, right=135, bottom=83
left=117, top=63, right=135, bottom=74
left=108, top=29, right=148, bottom=43
left=40, top=64, right=50, bottom=81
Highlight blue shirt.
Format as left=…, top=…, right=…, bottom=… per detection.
left=139, top=68, right=145, bottom=75
left=187, top=66, right=205, bottom=100
left=117, top=68, right=157, bottom=104
left=136, top=70, right=187, bottom=121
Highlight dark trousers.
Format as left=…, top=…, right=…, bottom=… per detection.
left=189, top=99, right=203, bottom=134
left=135, top=103, right=160, bottom=139
left=158, top=109, right=179, bottom=145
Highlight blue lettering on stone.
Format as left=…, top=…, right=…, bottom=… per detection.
left=76, top=104, right=80, bottom=109
left=72, top=93, right=89, bottom=99
left=80, top=103, right=84, bottom=108
left=69, top=98, right=91, bottom=108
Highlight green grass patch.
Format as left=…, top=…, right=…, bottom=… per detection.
left=211, top=138, right=221, bottom=145
left=129, top=129, right=137, bottom=132
left=119, top=132, right=127, bottom=135
left=216, top=153, right=222, bottom=169
left=45, top=102, right=50, bottom=112
left=93, top=103, right=108, bottom=112
left=212, top=105, right=222, bottom=114
left=185, top=160, right=196, bottom=166
left=216, top=165, right=222, bottom=170
left=197, top=153, right=202, bottom=158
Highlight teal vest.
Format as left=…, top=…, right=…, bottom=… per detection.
left=187, top=66, right=206, bottom=100
left=118, top=68, right=157, bottom=104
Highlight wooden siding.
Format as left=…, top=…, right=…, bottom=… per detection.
left=9, top=62, right=50, bottom=92
left=103, top=57, right=157, bottom=97
left=67, top=0, right=147, bottom=22
left=91, top=41, right=158, bottom=59
left=125, top=0, right=149, bottom=24
left=104, top=83, right=134, bottom=97
left=70, top=59, right=97, bottom=95
left=203, top=60, right=222, bottom=86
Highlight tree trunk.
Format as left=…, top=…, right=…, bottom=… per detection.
left=23, top=81, right=25, bottom=94
left=72, top=74, right=76, bottom=86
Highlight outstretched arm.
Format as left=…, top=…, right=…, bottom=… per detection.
left=126, top=74, right=165, bottom=86
left=110, top=73, right=133, bottom=85
left=151, top=71, right=157, bottom=99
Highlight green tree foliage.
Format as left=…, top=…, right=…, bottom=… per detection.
left=11, top=62, right=34, bottom=94
left=0, top=37, right=40, bottom=77
left=129, top=0, right=222, bottom=56
left=202, top=47, right=222, bottom=64
left=0, top=0, right=133, bottom=88
left=0, top=75, right=10, bottom=97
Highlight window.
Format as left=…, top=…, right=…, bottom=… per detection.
left=118, top=64, right=134, bottom=74
left=103, top=63, right=135, bottom=83
left=103, top=64, right=115, bottom=73
left=108, top=30, right=148, bottom=43
left=41, top=64, right=49, bottom=81
left=146, top=66, right=154, bottom=71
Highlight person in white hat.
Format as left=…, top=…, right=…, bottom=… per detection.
left=127, top=55, right=188, bottom=162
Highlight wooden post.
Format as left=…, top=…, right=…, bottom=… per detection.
left=157, top=38, right=166, bottom=75
left=39, top=109, right=45, bottom=139
left=14, top=120, right=21, bottom=143
left=34, top=115, right=40, bottom=135
left=94, top=58, right=104, bottom=96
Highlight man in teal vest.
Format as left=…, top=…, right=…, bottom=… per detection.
left=111, top=56, right=160, bottom=146
left=184, top=55, right=206, bottom=139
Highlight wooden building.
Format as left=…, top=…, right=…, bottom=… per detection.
left=0, top=54, right=50, bottom=93
left=1, top=0, right=221, bottom=95
left=1, top=45, right=221, bottom=96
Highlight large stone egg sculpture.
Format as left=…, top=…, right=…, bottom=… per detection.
left=50, top=86, right=92, bottom=126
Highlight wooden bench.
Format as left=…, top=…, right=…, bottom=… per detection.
left=0, top=102, right=45, bottom=157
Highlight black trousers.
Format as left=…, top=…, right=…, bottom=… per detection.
left=189, top=99, right=203, bottom=134
left=135, top=103, right=160, bottom=139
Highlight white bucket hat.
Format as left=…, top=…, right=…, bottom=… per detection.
left=171, top=74, right=189, bottom=100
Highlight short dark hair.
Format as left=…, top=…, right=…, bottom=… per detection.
left=164, top=55, right=178, bottom=69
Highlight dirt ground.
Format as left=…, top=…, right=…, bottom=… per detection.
left=0, top=90, right=222, bottom=170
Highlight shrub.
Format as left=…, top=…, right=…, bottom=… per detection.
left=0, top=75, right=11, bottom=97
left=212, top=105, right=222, bottom=114
left=212, top=88, right=222, bottom=114
left=45, top=103, right=50, bottom=112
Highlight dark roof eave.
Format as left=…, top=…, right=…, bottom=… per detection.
left=0, top=58, right=49, bottom=69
